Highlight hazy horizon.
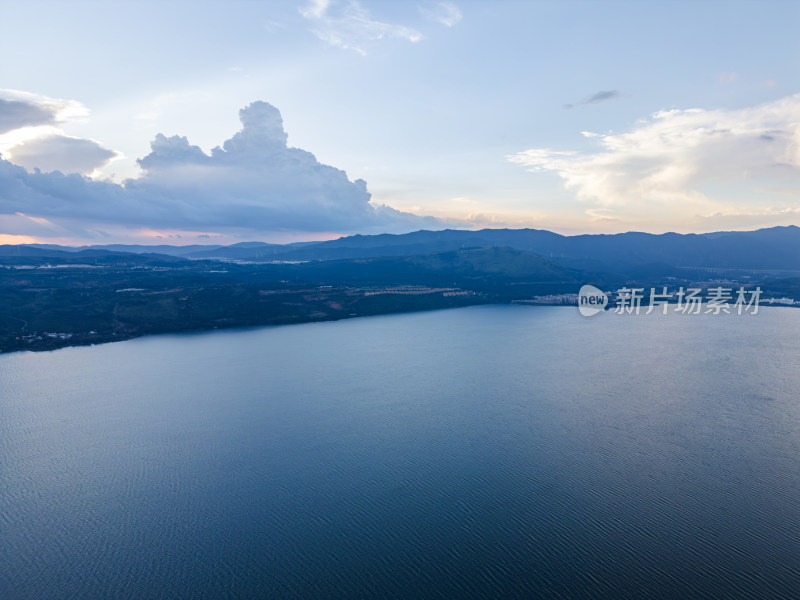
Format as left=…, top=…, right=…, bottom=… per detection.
left=8, top=222, right=800, bottom=250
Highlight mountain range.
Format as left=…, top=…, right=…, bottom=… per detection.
left=6, top=225, right=800, bottom=275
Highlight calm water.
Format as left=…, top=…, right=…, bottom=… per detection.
left=2, top=305, right=800, bottom=599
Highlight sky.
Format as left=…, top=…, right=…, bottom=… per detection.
left=0, top=0, right=799, bottom=245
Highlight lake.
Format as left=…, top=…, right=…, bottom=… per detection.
left=2, top=305, right=800, bottom=599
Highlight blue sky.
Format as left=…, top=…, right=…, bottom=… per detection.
left=1, top=0, right=798, bottom=244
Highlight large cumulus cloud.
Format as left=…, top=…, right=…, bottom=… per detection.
left=0, top=101, right=442, bottom=238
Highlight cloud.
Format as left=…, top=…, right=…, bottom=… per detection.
left=420, top=2, right=462, bottom=27
left=586, top=90, right=620, bottom=104
left=717, top=72, right=739, bottom=85
left=0, top=98, right=58, bottom=134
left=300, top=0, right=421, bottom=55
left=0, top=89, right=88, bottom=133
left=6, top=134, right=119, bottom=176
left=0, top=101, right=443, bottom=239
left=563, top=90, right=621, bottom=109
left=509, top=93, right=800, bottom=223
left=0, top=89, right=118, bottom=176
left=300, top=0, right=330, bottom=20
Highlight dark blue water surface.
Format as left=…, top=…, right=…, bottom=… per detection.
left=2, top=305, right=800, bottom=599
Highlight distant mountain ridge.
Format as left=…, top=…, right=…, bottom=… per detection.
left=5, top=225, right=800, bottom=272
left=269, top=226, right=800, bottom=271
